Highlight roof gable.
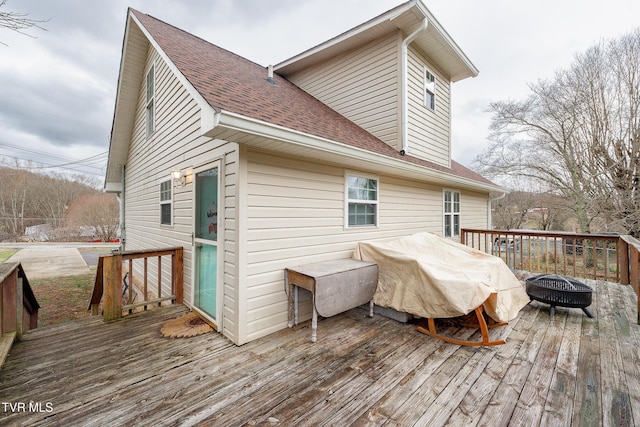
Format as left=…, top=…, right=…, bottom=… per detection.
left=131, top=10, right=393, bottom=154
left=275, top=0, right=478, bottom=82
left=106, top=7, right=497, bottom=191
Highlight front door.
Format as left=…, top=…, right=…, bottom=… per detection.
left=193, top=164, right=220, bottom=327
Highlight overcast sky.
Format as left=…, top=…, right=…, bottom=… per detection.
left=1, top=0, right=638, bottom=179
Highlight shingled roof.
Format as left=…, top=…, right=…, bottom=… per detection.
left=130, top=9, right=496, bottom=188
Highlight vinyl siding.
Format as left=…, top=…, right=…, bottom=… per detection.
left=123, top=46, right=240, bottom=342
left=460, top=190, right=490, bottom=251
left=120, top=40, right=488, bottom=346
left=243, top=149, right=477, bottom=343
left=461, top=190, right=489, bottom=231
left=284, top=32, right=401, bottom=150
left=406, top=46, right=451, bottom=167
left=284, top=34, right=453, bottom=167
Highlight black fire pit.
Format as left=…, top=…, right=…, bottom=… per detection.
left=525, top=274, right=594, bottom=318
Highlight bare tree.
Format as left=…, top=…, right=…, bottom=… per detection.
left=492, top=191, right=535, bottom=230
left=475, top=28, right=640, bottom=236
left=534, top=192, right=574, bottom=231
left=0, top=167, right=28, bottom=239
left=0, top=161, right=100, bottom=241
left=65, top=194, right=119, bottom=242
left=34, top=173, right=96, bottom=228
left=591, top=30, right=640, bottom=236
left=491, top=190, right=572, bottom=231
left=0, top=0, right=47, bottom=41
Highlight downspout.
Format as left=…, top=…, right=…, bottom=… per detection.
left=401, top=18, right=428, bottom=156
left=488, top=192, right=506, bottom=229
left=118, top=164, right=126, bottom=250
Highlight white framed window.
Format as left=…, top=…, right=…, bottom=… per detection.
left=160, top=179, right=172, bottom=225
left=146, top=64, right=155, bottom=137
left=443, top=190, right=460, bottom=237
left=424, top=67, right=436, bottom=110
left=346, top=173, right=378, bottom=228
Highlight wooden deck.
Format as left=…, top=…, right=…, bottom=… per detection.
left=1, top=280, right=639, bottom=426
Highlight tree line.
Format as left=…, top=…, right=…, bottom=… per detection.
left=0, top=163, right=118, bottom=242
left=475, top=28, right=640, bottom=237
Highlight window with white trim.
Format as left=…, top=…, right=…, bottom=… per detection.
left=146, top=64, right=155, bottom=137
left=424, top=68, right=436, bottom=110
left=346, top=174, right=378, bottom=227
left=160, top=179, right=172, bottom=225
left=443, top=190, right=460, bottom=237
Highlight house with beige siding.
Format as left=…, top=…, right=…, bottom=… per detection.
left=105, top=0, right=504, bottom=345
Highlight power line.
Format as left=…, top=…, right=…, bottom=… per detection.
left=0, top=146, right=108, bottom=177
left=29, top=152, right=108, bottom=170
left=0, top=155, right=106, bottom=176
left=0, top=141, right=89, bottom=163
left=0, top=144, right=108, bottom=165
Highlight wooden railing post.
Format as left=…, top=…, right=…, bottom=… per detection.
left=88, top=247, right=184, bottom=321
left=631, top=246, right=639, bottom=293
left=618, top=237, right=630, bottom=285
left=629, top=245, right=640, bottom=325
left=172, top=247, right=184, bottom=304
left=0, top=263, right=39, bottom=368
left=15, top=274, right=23, bottom=340
left=103, top=253, right=123, bottom=322
left=1, top=268, right=17, bottom=335
left=89, top=257, right=104, bottom=315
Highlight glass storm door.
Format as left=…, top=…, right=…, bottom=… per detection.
left=193, top=165, right=220, bottom=324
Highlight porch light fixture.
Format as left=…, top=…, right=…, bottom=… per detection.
left=172, top=170, right=185, bottom=187
left=172, top=168, right=193, bottom=187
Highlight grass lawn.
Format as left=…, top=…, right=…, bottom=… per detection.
left=0, top=249, right=17, bottom=263
left=30, top=274, right=96, bottom=326
left=2, top=248, right=105, bottom=327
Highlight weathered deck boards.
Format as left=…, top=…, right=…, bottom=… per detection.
left=1, top=280, right=639, bottom=426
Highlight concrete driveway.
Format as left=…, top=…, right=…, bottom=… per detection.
left=7, top=248, right=92, bottom=280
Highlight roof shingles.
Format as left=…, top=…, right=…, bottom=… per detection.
left=131, top=9, right=496, bottom=187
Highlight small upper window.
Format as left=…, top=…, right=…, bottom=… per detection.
left=346, top=174, right=378, bottom=228
left=424, top=68, right=436, bottom=110
left=160, top=179, right=172, bottom=225
left=146, top=64, right=155, bottom=137
left=443, top=190, right=460, bottom=237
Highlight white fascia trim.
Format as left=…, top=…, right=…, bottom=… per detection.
left=274, top=2, right=411, bottom=72
left=105, top=14, right=135, bottom=189
left=211, top=110, right=503, bottom=193
left=414, top=1, right=479, bottom=78
left=105, top=182, right=123, bottom=193
left=275, top=0, right=478, bottom=79
left=130, top=12, right=213, bottom=120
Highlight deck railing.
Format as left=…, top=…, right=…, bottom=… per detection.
left=89, top=247, right=184, bottom=322
left=620, top=235, right=640, bottom=324
left=461, top=229, right=640, bottom=323
left=0, top=262, right=39, bottom=368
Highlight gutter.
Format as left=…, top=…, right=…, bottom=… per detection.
left=207, top=110, right=505, bottom=194
left=118, top=164, right=126, bottom=250
left=400, top=18, right=428, bottom=156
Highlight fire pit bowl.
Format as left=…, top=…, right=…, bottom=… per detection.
left=525, top=274, right=594, bottom=318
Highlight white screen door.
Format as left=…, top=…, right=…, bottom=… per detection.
left=193, top=165, right=220, bottom=326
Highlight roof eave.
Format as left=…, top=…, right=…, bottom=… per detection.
left=105, top=9, right=218, bottom=189
left=204, top=110, right=503, bottom=193
left=104, top=10, right=138, bottom=190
